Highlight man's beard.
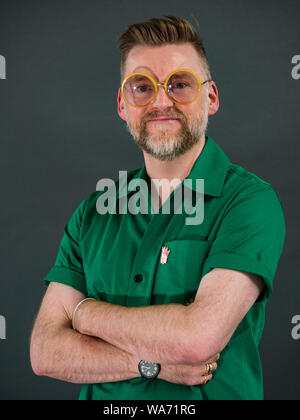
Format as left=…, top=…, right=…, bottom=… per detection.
left=125, top=95, right=209, bottom=161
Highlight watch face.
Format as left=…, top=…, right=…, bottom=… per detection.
left=139, top=360, right=160, bottom=379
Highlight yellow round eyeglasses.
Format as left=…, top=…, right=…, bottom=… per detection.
left=121, top=68, right=211, bottom=108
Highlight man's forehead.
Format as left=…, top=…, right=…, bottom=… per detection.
left=124, top=43, right=205, bottom=80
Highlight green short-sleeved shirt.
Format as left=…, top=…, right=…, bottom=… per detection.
left=44, top=136, right=286, bottom=400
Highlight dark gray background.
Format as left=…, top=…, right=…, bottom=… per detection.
left=0, top=0, right=299, bottom=400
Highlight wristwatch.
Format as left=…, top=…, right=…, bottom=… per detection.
left=138, top=360, right=161, bottom=379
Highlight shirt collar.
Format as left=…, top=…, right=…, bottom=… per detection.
left=116, top=136, right=230, bottom=199
left=186, top=136, right=230, bottom=197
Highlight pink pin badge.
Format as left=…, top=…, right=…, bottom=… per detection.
left=160, top=246, right=170, bottom=264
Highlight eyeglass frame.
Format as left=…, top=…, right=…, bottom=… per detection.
left=120, top=68, right=212, bottom=108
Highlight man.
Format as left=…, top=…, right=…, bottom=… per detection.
left=30, top=15, right=285, bottom=400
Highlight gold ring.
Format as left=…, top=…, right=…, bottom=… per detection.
left=206, top=363, right=213, bottom=375
left=203, top=376, right=209, bottom=385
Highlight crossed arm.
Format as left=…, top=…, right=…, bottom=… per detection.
left=73, top=268, right=264, bottom=364
left=30, top=267, right=263, bottom=384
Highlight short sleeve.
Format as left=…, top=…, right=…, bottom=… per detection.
left=202, top=184, right=286, bottom=301
left=43, top=197, right=88, bottom=295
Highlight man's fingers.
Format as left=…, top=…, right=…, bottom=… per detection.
left=201, top=374, right=213, bottom=385
left=201, top=362, right=217, bottom=376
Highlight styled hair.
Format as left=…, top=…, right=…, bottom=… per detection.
left=117, top=15, right=211, bottom=81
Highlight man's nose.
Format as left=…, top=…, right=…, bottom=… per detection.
left=153, top=85, right=174, bottom=108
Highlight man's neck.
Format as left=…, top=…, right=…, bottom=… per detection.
left=142, top=135, right=206, bottom=212
left=143, top=135, right=206, bottom=183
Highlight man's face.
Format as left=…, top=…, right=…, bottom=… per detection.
left=118, top=43, right=218, bottom=161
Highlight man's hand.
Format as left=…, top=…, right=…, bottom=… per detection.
left=159, top=353, right=219, bottom=386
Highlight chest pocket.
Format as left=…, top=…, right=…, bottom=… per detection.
left=152, top=239, right=211, bottom=305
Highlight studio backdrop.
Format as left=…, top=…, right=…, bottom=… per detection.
left=0, top=0, right=299, bottom=400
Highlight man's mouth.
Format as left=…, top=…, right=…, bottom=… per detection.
left=146, top=118, right=180, bottom=123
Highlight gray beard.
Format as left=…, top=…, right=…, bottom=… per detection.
left=125, top=99, right=209, bottom=161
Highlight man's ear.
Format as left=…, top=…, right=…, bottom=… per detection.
left=117, top=88, right=127, bottom=121
left=207, top=81, right=219, bottom=117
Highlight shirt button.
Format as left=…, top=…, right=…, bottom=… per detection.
left=134, top=274, right=143, bottom=283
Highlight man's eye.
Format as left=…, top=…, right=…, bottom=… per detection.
left=174, top=82, right=187, bottom=89
left=136, top=85, right=152, bottom=93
